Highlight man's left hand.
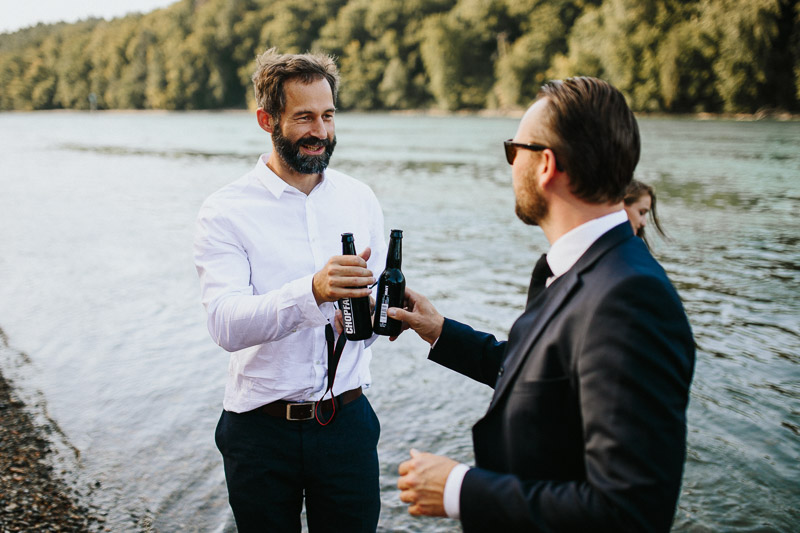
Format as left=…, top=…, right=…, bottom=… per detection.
left=397, top=449, right=458, bottom=517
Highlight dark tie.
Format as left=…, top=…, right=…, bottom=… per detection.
left=526, top=253, right=552, bottom=306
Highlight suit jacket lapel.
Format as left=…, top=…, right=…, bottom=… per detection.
left=488, top=273, right=577, bottom=411
left=487, top=222, right=635, bottom=411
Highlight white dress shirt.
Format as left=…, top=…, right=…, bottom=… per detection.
left=443, top=210, right=629, bottom=518
left=194, top=155, right=387, bottom=413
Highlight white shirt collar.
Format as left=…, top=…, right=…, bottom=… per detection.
left=547, top=210, right=628, bottom=280
left=254, top=153, right=331, bottom=198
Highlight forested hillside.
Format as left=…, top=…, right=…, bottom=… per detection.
left=1, top=0, right=797, bottom=113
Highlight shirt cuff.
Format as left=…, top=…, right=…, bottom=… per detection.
left=429, top=317, right=448, bottom=348
left=282, top=273, right=334, bottom=323
left=443, top=463, right=470, bottom=519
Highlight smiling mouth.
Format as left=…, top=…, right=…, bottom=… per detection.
left=301, top=144, right=325, bottom=155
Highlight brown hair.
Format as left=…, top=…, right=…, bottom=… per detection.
left=537, top=77, right=640, bottom=204
left=624, top=179, right=666, bottom=247
left=251, top=48, right=339, bottom=123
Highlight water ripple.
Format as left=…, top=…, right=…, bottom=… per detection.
left=58, top=142, right=250, bottom=161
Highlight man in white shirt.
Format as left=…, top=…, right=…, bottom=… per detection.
left=194, top=49, right=386, bottom=533
left=392, top=77, right=694, bottom=531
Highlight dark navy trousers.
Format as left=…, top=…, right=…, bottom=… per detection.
left=215, top=394, right=381, bottom=533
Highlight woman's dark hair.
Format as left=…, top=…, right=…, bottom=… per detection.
left=624, top=179, right=667, bottom=248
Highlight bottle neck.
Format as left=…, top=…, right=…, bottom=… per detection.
left=342, top=237, right=356, bottom=255
left=385, top=238, right=402, bottom=269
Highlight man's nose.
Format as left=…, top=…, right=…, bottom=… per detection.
left=309, top=117, right=327, bottom=138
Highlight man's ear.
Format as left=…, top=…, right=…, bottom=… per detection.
left=256, top=108, right=274, bottom=134
left=539, top=148, right=561, bottom=189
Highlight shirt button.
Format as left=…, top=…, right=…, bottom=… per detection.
left=498, top=367, right=504, bottom=377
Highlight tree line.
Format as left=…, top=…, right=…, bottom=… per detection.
left=0, top=0, right=797, bottom=114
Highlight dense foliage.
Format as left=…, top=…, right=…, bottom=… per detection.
left=1, top=0, right=797, bottom=113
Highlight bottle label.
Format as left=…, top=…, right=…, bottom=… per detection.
left=379, top=286, right=389, bottom=327
left=341, top=298, right=355, bottom=335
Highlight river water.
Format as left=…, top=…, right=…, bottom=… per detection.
left=0, top=111, right=798, bottom=532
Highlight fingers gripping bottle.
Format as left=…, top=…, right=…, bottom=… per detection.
left=339, top=233, right=374, bottom=341
left=373, top=229, right=405, bottom=336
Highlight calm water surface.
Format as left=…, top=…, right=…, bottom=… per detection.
left=0, top=111, right=798, bottom=532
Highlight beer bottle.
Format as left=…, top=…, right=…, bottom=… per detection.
left=339, top=233, right=373, bottom=341
left=373, top=229, right=405, bottom=336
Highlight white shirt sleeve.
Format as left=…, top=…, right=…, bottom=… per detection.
left=443, top=463, right=470, bottom=519
left=194, top=204, right=330, bottom=352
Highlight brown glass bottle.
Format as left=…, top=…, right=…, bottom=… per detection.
left=373, top=229, right=405, bottom=336
left=339, top=233, right=374, bottom=341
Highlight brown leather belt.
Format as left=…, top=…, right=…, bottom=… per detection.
left=258, top=387, right=362, bottom=421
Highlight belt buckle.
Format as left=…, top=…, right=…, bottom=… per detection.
left=286, top=402, right=315, bottom=421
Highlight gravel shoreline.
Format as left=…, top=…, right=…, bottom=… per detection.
left=0, top=369, right=101, bottom=532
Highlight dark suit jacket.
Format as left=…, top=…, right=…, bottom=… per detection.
left=429, top=222, right=695, bottom=532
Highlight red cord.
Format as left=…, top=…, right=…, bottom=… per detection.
left=314, top=389, right=336, bottom=426
left=316, top=323, right=345, bottom=425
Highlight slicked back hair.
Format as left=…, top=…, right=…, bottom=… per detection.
left=252, top=48, right=339, bottom=124
left=537, top=77, right=640, bottom=204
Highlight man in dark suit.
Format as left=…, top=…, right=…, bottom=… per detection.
left=392, top=77, right=695, bottom=532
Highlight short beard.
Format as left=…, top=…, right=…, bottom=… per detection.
left=515, top=175, right=548, bottom=226
left=272, top=123, right=336, bottom=174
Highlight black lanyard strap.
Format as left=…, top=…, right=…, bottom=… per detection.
left=315, top=323, right=348, bottom=425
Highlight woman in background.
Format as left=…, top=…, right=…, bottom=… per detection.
left=624, top=179, right=666, bottom=248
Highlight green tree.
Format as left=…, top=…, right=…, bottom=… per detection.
left=314, top=0, right=445, bottom=109
left=656, top=19, right=722, bottom=112
left=699, top=0, right=795, bottom=112
left=53, top=25, right=95, bottom=109
left=419, top=0, right=508, bottom=110
left=158, top=1, right=194, bottom=109
left=492, top=0, right=591, bottom=109
left=0, top=53, right=31, bottom=109
left=0, top=0, right=795, bottom=112
left=317, top=0, right=394, bottom=109
left=0, top=54, right=21, bottom=109
left=85, top=19, right=142, bottom=109
left=258, top=0, right=347, bottom=54
left=24, top=35, right=59, bottom=109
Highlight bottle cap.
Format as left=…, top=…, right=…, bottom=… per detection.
left=341, top=233, right=354, bottom=242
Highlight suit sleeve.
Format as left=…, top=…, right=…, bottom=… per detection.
left=459, top=274, right=695, bottom=532
left=429, top=318, right=508, bottom=388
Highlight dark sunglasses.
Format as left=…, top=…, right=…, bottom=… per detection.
left=503, top=139, right=563, bottom=170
